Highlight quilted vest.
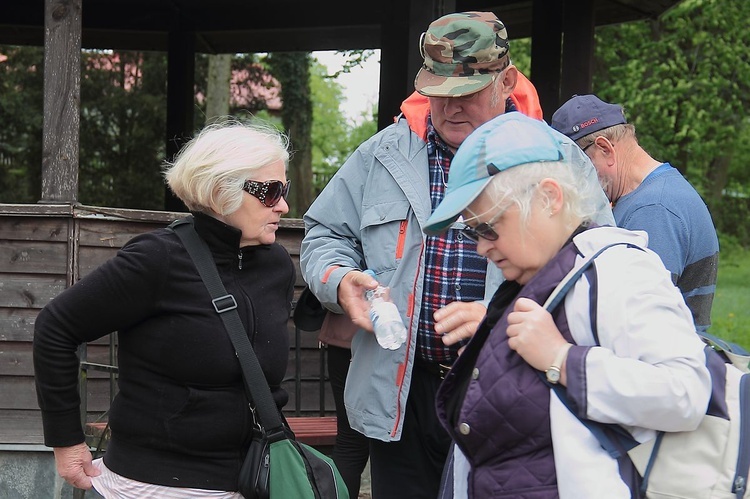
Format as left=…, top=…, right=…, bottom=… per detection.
left=435, top=238, right=583, bottom=498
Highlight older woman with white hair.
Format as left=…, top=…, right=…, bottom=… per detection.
left=423, top=113, right=711, bottom=498
left=33, top=119, right=295, bottom=498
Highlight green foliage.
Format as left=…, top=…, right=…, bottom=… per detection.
left=3, top=1, right=748, bottom=223
left=309, top=61, right=350, bottom=191
left=309, top=55, right=377, bottom=195
left=78, top=50, right=167, bottom=209
left=327, top=50, right=377, bottom=78
left=509, top=37, right=532, bottom=77
left=0, top=45, right=44, bottom=203
left=593, top=0, right=750, bottom=243
left=709, top=193, right=750, bottom=247
left=0, top=45, right=376, bottom=211
left=267, top=52, right=314, bottom=217
left=309, top=62, right=376, bottom=193
left=712, top=235, right=750, bottom=349
left=0, top=47, right=169, bottom=209
left=348, top=111, right=378, bottom=152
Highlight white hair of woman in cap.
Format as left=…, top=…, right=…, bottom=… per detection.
left=424, top=113, right=710, bottom=498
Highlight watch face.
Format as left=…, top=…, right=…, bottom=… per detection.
left=546, top=368, right=561, bottom=384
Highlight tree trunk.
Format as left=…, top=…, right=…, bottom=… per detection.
left=206, top=54, right=232, bottom=122
left=268, top=52, right=314, bottom=218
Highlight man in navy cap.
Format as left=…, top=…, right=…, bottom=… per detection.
left=551, top=94, right=719, bottom=332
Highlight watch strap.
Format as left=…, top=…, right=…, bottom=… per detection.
left=550, top=343, right=573, bottom=371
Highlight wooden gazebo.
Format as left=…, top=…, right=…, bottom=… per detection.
left=1, top=0, right=683, bottom=210
left=0, top=1, right=683, bottom=496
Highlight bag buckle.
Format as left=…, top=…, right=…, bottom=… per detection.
left=212, top=294, right=238, bottom=313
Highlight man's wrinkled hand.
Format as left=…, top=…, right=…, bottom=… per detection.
left=338, top=270, right=378, bottom=332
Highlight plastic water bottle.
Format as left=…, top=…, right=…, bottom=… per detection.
left=363, top=270, right=407, bottom=350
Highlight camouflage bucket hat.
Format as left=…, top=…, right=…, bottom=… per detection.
left=415, top=11, right=510, bottom=98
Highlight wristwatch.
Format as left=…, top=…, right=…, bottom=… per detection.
left=546, top=344, right=573, bottom=384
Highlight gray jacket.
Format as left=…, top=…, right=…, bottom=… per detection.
left=300, top=114, right=614, bottom=442
left=301, top=116, right=504, bottom=441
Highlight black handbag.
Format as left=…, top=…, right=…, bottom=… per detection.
left=170, top=217, right=347, bottom=499
left=238, top=427, right=274, bottom=499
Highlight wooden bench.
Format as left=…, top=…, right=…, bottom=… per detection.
left=85, top=416, right=337, bottom=453
left=287, top=416, right=337, bottom=449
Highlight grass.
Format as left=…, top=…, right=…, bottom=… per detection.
left=711, top=245, right=750, bottom=351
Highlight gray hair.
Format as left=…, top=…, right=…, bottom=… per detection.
left=488, top=63, right=514, bottom=109
left=163, top=119, right=290, bottom=214
left=477, top=155, right=604, bottom=231
left=576, top=123, right=636, bottom=151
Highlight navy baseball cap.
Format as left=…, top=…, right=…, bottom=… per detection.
left=423, top=113, right=564, bottom=235
left=551, top=94, right=627, bottom=142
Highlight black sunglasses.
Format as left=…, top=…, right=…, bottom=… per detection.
left=242, top=179, right=291, bottom=207
left=459, top=210, right=505, bottom=242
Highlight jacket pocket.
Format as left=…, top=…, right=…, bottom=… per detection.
left=161, top=385, right=249, bottom=453
left=360, top=199, right=411, bottom=270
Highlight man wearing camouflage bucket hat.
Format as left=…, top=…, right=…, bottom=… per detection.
left=300, top=11, right=561, bottom=499
left=415, top=11, right=511, bottom=98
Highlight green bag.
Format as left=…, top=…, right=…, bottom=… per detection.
left=268, top=438, right=347, bottom=498
left=239, top=426, right=347, bottom=499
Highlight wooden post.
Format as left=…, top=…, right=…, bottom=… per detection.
left=164, top=15, right=195, bottom=213
left=41, top=0, right=81, bottom=203
left=377, top=0, right=411, bottom=131
left=377, top=0, right=455, bottom=131
left=531, top=0, right=564, bottom=122
left=560, top=0, right=596, bottom=101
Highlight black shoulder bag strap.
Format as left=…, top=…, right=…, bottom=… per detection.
left=169, top=217, right=285, bottom=434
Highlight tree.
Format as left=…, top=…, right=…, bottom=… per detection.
left=194, top=53, right=278, bottom=127
left=267, top=52, right=313, bottom=218
left=78, top=50, right=167, bottom=209
left=0, top=45, right=44, bottom=203
left=205, top=54, right=232, bottom=120
left=0, top=47, right=169, bottom=209
left=309, top=52, right=377, bottom=194
left=0, top=46, right=375, bottom=212
left=593, top=0, right=750, bottom=243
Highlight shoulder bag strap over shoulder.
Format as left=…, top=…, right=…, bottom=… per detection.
left=541, top=241, right=664, bottom=495
left=540, top=242, right=641, bottom=458
left=169, top=217, right=285, bottom=433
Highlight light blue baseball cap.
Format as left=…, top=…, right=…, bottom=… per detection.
left=423, top=113, right=565, bottom=235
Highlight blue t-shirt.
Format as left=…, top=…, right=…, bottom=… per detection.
left=613, top=163, right=719, bottom=331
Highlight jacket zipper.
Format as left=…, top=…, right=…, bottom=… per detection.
left=396, top=220, right=407, bottom=259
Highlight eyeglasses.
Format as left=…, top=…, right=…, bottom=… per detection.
left=460, top=210, right=505, bottom=242
left=242, top=180, right=291, bottom=207
left=581, top=136, right=607, bottom=154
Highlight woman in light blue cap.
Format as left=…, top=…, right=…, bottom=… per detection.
left=424, top=113, right=710, bottom=498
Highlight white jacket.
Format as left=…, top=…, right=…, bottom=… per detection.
left=452, top=226, right=711, bottom=498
